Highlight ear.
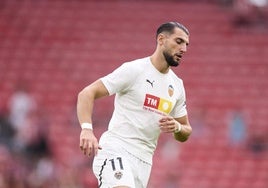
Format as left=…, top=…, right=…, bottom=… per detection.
left=157, top=33, right=166, bottom=45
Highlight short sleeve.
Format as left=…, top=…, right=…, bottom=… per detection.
left=100, top=62, right=138, bottom=95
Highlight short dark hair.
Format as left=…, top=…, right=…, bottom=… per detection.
left=156, top=22, right=190, bottom=38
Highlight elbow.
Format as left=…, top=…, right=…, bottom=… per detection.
left=78, top=86, right=93, bottom=98
left=78, top=89, right=86, bottom=98
left=77, top=88, right=92, bottom=102
left=77, top=89, right=86, bottom=101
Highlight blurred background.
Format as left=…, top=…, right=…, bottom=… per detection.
left=0, top=0, right=268, bottom=187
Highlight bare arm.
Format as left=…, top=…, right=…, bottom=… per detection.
left=173, top=115, right=192, bottom=142
left=159, top=115, right=192, bottom=142
left=77, top=79, right=109, bottom=156
left=77, top=79, right=109, bottom=125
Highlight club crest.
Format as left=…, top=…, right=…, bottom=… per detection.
left=168, top=85, right=174, bottom=97
left=114, top=171, right=123, bottom=180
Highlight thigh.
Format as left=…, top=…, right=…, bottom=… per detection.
left=93, top=148, right=135, bottom=188
left=135, top=163, right=151, bottom=188
left=128, top=153, right=152, bottom=188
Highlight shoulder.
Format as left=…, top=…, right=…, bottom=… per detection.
left=113, top=57, right=150, bottom=79
left=169, top=69, right=183, bottom=84
left=100, top=57, right=150, bottom=93
left=122, top=57, right=150, bottom=72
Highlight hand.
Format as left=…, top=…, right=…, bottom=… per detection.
left=79, top=129, right=102, bottom=157
left=159, top=116, right=180, bottom=133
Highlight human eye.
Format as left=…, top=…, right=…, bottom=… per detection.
left=176, top=38, right=189, bottom=46
left=176, top=39, right=183, bottom=44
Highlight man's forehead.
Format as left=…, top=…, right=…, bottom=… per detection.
left=173, top=28, right=189, bottom=42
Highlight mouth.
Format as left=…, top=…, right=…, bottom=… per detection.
left=175, top=54, right=182, bottom=61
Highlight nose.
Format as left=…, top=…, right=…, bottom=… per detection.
left=180, top=44, right=187, bottom=53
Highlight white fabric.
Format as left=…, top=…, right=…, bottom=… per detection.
left=93, top=144, right=151, bottom=188
left=100, top=57, right=187, bottom=164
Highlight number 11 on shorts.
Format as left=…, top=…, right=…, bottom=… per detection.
left=109, top=157, right=124, bottom=171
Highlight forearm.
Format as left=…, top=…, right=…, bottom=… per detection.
left=173, top=122, right=192, bottom=142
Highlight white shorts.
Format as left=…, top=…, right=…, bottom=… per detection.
left=93, top=145, right=152, bottom=188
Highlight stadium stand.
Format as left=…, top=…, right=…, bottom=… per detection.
left=0, top=0, right=267, bottom=187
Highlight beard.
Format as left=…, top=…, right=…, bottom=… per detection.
left=163, top=51, right=180, bottom=67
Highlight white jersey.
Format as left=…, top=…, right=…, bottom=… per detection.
left=100, top=57, right=187, bottom=164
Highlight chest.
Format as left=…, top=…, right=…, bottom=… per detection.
left=127, top=72, right=181, bottom=114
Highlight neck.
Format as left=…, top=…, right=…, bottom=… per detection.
left=150, top=51, right=170, bottom=74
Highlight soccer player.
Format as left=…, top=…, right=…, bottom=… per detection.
left=77, top=21, right=192, bottom=188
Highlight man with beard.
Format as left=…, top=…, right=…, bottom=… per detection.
left=77, top=21, right=192, bottom=188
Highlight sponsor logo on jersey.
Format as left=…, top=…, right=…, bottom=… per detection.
left=143, top=94, right=172, bottom=114
left=146, top=79, right=154, bottom=87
